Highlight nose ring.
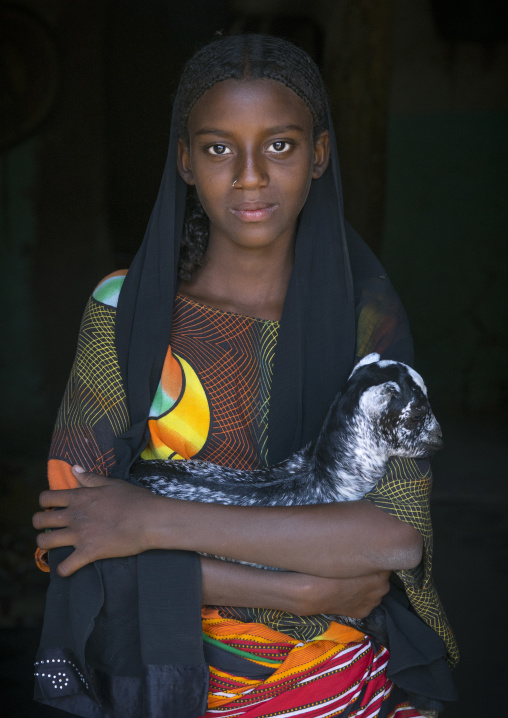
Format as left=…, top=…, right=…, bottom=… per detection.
left=232, top=179, right=237, bottom=187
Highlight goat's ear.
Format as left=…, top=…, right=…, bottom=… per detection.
left=349, top=352, right=380, bottom=379
left=359, top=381, right=400, bottom=416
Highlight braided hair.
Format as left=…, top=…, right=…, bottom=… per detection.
left=177, top=34, right=330, bottom=282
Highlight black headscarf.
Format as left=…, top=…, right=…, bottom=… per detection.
left=112, top=85, right=393, bottom=479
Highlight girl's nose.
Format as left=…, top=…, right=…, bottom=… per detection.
left=234, top=150, right=268, bottom=189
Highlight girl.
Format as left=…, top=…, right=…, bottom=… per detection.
left=33, top=35, right=456, bottom=718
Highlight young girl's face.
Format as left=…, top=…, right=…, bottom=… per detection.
left=178, top=78, right=329, bottom=254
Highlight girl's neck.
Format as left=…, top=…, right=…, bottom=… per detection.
left=179, top=236, right=294, bottom=321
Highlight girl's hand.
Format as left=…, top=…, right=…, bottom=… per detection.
left=32, top=467, right=159, bottom=577
left=295, top=571, right=391, bottom=617
left=200, top=557, right=391, bottom=618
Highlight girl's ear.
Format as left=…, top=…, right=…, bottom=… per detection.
left=177, top=138, right=195, bottom=185
left=311, top=130, right=330, bottom=179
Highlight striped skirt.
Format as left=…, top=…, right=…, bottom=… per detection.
left=200, top=609, right=427, bottom=718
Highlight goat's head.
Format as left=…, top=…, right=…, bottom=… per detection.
left=345, top=353, right=443, bottom=458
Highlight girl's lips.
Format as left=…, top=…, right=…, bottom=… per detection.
left=230, top=203, right=277, bottom=222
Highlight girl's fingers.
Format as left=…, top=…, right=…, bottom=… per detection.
left=35, top=527, right=75, bottom=551
left=37, top=471, right=117, bottom=510
left=71, top=466, right=114, bottom=487
left=56, top=549, right=90, bottom=578
left=33, top=474, right=155, bottom=573
left=33, top=508, right=69, bottom=531
left=38, top=489, right=73, bottom=508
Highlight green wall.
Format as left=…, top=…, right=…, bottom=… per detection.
left=383, top=110, right=508, bottom=411
left=0, top=141, right=44, bottom=430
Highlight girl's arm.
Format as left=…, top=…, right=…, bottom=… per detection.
left=200, top=557, right=392, bottom=617
left=33, top=469, right=422, bottom=579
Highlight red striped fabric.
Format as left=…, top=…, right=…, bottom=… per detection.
left=200, top=612, right=425, bottom=718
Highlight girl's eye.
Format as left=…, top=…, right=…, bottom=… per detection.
left=268, top=141, right=291, bottom=153
left=208, top=144, right=231, bottom=156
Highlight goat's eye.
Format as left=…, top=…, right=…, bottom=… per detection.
left=409, top=412, right=425, bottom=423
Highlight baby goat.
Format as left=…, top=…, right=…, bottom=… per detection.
left=130, top=353, right=442, bottom=634
left=131, top=353, right=441, bottom=507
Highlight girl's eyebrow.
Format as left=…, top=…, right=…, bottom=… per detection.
left=194, top=124, right=306, bottom=137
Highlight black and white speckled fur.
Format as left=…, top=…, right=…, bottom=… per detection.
left=130, top=353, right=442, bottom=639
left=131, top=353, right=441, bottom=510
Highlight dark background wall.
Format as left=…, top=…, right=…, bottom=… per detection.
left=0, top=1, right=506, bottom=716
left=384, top=1, right=508, bottom=414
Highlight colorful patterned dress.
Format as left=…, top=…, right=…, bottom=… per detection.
left=41, top=273, right=457, bottom=718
